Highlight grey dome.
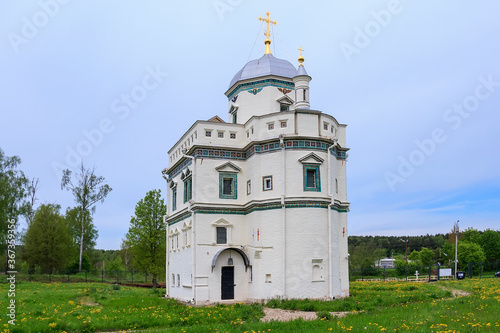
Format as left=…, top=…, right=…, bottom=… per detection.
left=229, top=54, right=297, bottom=89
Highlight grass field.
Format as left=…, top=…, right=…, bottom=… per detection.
left=0, top=278, right=499, bottom=332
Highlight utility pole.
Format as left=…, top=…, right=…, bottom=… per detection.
left=401, top=238, right=408, bottom=280
left=454, top=220, right=459, bottom=277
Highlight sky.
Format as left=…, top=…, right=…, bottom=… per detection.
left=1, top=0, right=499, bottom=250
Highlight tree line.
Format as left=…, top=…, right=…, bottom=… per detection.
left=1, top=148, right=166, bottom=286
left=349, top=229, right=500, bottom=273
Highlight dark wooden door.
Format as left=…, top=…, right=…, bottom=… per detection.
left=221, top=266, right=234, bottom=300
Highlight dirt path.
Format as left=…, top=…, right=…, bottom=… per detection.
left=260, top=307, right=350, bottom=322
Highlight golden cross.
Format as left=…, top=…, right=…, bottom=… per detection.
left=258, top=11, right=277, bottom=54
left=298, top=47, right=305, bottom=66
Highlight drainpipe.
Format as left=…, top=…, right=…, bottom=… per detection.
left=182, top=149, right=196, bottom=303
left=327, top=139, right=337, bottom=299
left=162, top=168, right=170, bottom=298
left=280, top=135, right=286, bottom=297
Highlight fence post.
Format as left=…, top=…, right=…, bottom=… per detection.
left=428, top=265, right=431, bottom=282
left=468, top=262, right=473, bottom=278
left=383, top=267, right=385, bottom=281
left=437, top=264, right=440, bottom=281
left=405, top=266, right=408, bottom=281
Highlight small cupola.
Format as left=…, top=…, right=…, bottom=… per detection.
left=293, top=47, right=312, bottom=109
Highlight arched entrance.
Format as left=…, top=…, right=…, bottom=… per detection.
left=211, top=247, right=251, bottom=300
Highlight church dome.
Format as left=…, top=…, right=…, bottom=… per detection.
left=228, top=53, right=297, bottom=89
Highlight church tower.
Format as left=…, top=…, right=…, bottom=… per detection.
left=163, top=12, right=350, bottom=305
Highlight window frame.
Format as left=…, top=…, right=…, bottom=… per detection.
left=303, top=165, right=321, bottom=192
left=219, top=173, right=238, bottom=199
left=262, top=175, right=273, bottom=191
left=216, top=226, right=227, bottom=244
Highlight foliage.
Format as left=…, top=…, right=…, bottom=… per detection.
left=418, top=247, right=435, bottom=266
left=65, top=206, right=98, bottom=259
left=480, top=229, right=500, bottom=262
left=457, top=241, right=486, bottom=270
left=24, top=204, right=71, bottom=272
left=61, top=163, right=112, bottom=272
left=0, top=148, right=28, bottom=246
left=107, top=256, right=125, bottom=272
left=125, top=189, right=166, bottom=286
left=67, top=253, right=92, bottom=273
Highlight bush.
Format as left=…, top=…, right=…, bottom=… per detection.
left=317, top=310, right=332, bottom=320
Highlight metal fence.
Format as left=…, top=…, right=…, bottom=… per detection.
left=2, top=269, right=166, bottom=285
left=350, top=261, right=499, bottom=282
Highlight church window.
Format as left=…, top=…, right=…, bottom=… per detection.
left=280, top=121, right=287, bottom=128
left=172, top=274, right=175, bottom=286
left=219, top=173, right=237, bottom=199
left=216, top=227, right=227, bottom=244
left=230, top=133, right=236, bottom=139
left=177, top=274, right=180, bottom=287
left=183, top=177, right=192, bottom=203
left=246, top=131, right=249, bottom=138
left=205, top=130, right=212, bottom=137
left=265, top=274, right=272, bottom=283
left=323, top=122, right=329, bottom=131
left=218, top=131, right=224, bottom=138
left=172, top=187, right=177, bottom=211
left=303, top=165, right=321, bottom=192
left=262, top=176, right=273, bottom=191
left=247, top=180, right=251, bottom=195
left=335, top=178, right=338, bottom=194
left=232, top=112, right=237, bottom=124
left=251, top=126, right=254, bottom=134
left=280, top=104, right=289, bottom=112
left=267, top=122, right=274, bottom=130
left=331, top=126, right=334, bottom=133
left=303, top=89, right=307, bottom=101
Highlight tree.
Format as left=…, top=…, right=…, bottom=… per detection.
left=61, top=163, right=112, bottom=272
left=24, top=204, right=71, bottom=272
left=20, top=177, right=39, bottom=227
left=461, top=227, right=481, bottom=244
left=65, top=207, right=98, bottom=262
left=457, top=241, right=486, bottom=270
left=419, top=247, right=435, bottom=266
left=0, top=148, right=29, bottom=272
left=480, top=229, right=500, bottom=262
left=125, top=189, right=166, bottom=287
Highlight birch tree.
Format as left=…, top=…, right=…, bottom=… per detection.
left=61, top=163, right=111, bottom=272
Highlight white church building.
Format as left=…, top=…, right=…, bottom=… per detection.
left=162, top=12, right=350, bottom=304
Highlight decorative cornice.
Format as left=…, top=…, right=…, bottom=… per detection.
left=227, top=78, right=295, bottom=100
left=167, top=138, right=348, bottom=178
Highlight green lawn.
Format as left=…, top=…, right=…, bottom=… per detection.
left=0, top=278, right=499, bottom=332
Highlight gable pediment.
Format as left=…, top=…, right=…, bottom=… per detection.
left=215, top=161, right=241, bottom=173
left=277, top=95, right=294, bottom=105
left=299, top=152, right=324, bottom=165
left=212, top=218, right=232, bottom=227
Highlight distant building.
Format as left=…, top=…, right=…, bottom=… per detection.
left=162, top=12, right=350, bottom=305
left=376, top=258, right=396, bottom=269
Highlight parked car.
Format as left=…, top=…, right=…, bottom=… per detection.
left=495, top=272, right=500, bottom=278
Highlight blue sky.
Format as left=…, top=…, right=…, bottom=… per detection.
left=1, top=1, right=499, bottom=249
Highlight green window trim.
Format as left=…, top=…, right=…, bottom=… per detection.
left=172, top=187, right=177, bottom=211
left=219, top=173, right=238, bottom=199
left=183, top=178, right=192, bottom=203
left=303, top=165, right=321, bottom=192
